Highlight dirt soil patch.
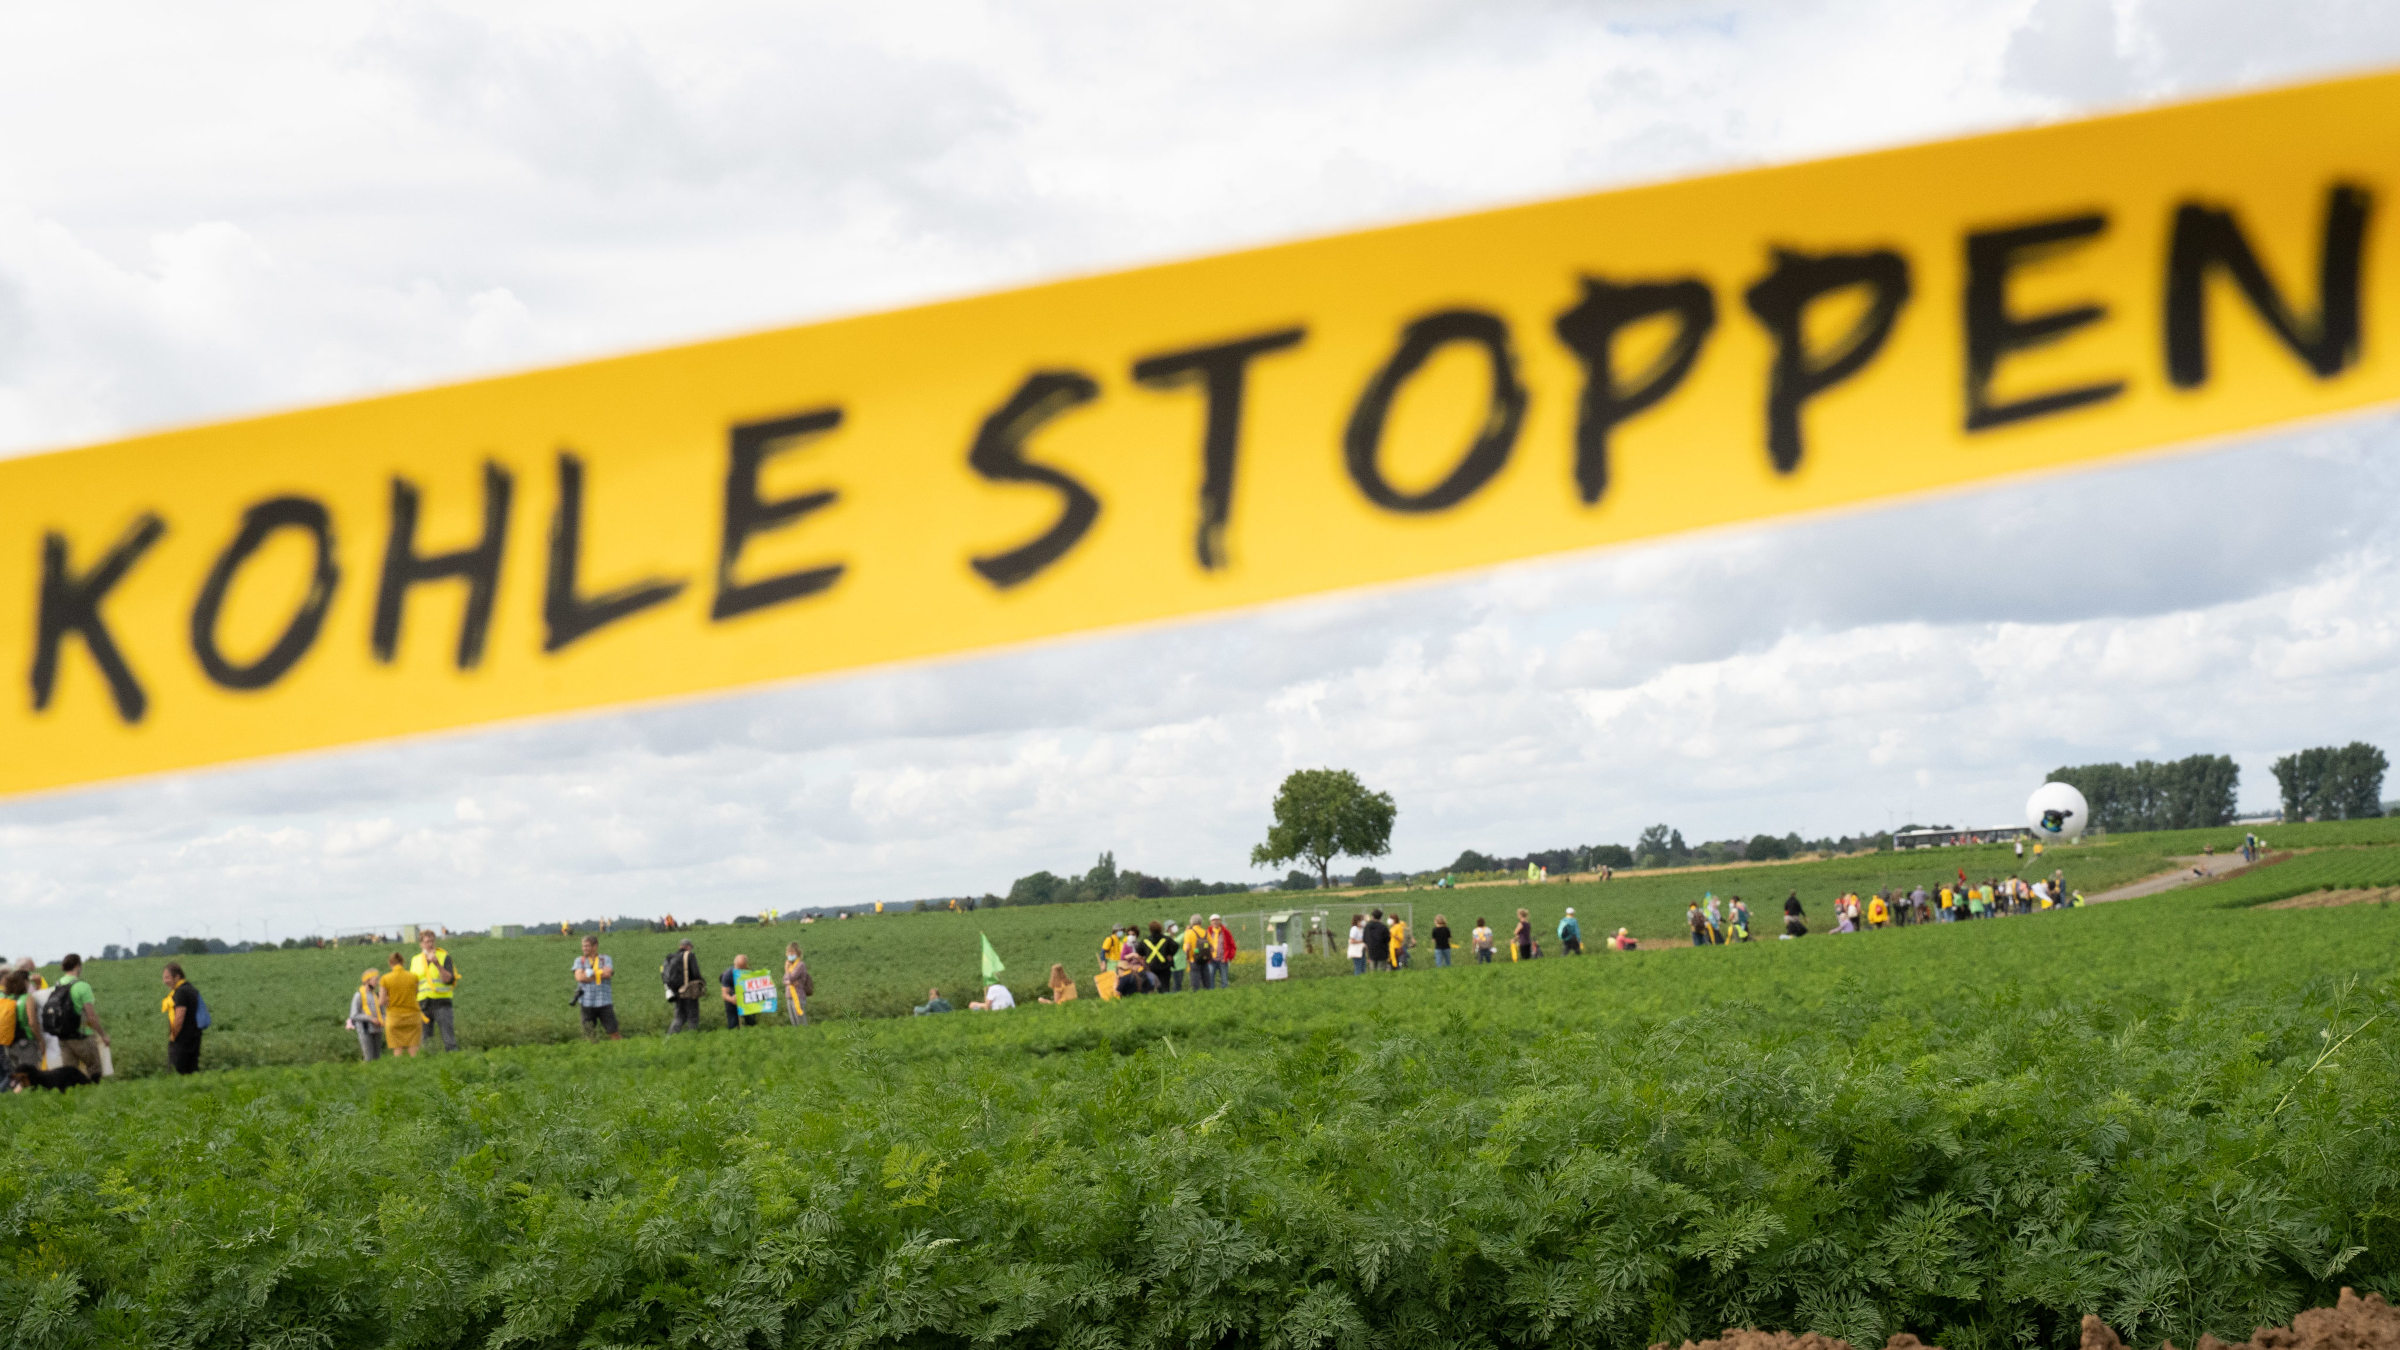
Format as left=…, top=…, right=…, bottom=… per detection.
left=2261, top=888, right=2400, bottom=910
left=1650, top=1288, right=2400, bottom=1350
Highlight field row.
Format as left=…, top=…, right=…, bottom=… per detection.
left=52, top=819, right=2398, bottom=1079
left=7, top=890, right=2400, bottom=1349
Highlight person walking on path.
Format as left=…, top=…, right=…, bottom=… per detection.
left=347, top=969, right=385, bottom=1061
left=380, top=953, right=424, bottom=1058
left=1512, top=909, right=1534, bottom=961
left=161, top=963, right=204, bottom=1074
left=573, top=937, right=620, bottom=1041
left=47, top=953, right=107, bottom=1082
left=782, top=943, right=813, bottom=1025
left=1557, top=908, right=1583, bottom=955
left=1688, top=904, right=1710, bottom=947
left=409, top=930, right=461, bottom=1053
left=663, top=939, right=704, bottom=1034
left=721, top=954, right=759, bottom=1029
left=1431, top=914, right=1453, bottom=967
left=1472, top=917, right=1495, bottom=964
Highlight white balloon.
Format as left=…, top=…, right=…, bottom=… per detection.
left=2026, top=782, right=2090, bottom=841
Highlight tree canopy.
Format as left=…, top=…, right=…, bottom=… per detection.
left=1250, top=768, right=1397, bottom=890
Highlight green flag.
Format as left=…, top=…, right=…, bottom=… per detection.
left=980, top=933, right=1006, bottom=983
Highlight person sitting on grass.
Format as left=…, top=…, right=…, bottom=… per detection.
left=968, top=982, right=1016, bottom=1011
left=1115, top=946, right=1149, bottom=998
left=914, top=987, right=953, bottom=1015
left=1783, top=892, right=1807, bottom=938
left=1038, top=964, right=1079, bottom=1004
left=1610, top=927, right=1637, bottom=951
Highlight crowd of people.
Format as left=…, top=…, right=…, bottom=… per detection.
left=340, top=932, right=818, bottom=1059
left=1, top=953, right=206, bottom=1091
left=8, top=853, right=2113, bottom=1089
left=1770, top=871, right=2083, bottom=938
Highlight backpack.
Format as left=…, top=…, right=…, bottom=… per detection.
left=192, top=990, right=211, bottom=1031
left=41, top=979, right=81, bottom=1039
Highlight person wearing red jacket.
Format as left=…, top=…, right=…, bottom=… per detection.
left=1211, top=917, right=1237, bottom=985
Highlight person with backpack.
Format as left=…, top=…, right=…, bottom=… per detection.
left=161, top=962, right=204, bottom=1074
left=46, top=952, right=107, bottom=1082
left=1557, top=908, right=1582, bottom=955
left=662, top=939, right=703, bottom=1034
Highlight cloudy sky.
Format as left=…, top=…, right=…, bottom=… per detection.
left=4, top=0, right=2400, bottom=958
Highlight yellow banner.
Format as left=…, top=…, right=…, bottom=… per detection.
left=6, top=71, right=2399, bottom=796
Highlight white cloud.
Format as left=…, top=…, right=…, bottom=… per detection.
left=6, top=2, right=2400, bottom=958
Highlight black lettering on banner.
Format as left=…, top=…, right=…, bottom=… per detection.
left=1964, top=213, right=2125, bottom=431
left=968, top=371, right=1103, bottom=590
left=1553, top=278, right=1716, bottom=505
left=1130, top=326, right=1306, bottom=570
left=543, top=452, right=686, bottom=652
left=372, top=462, right=513, bottom=668
left=713, top=408, right=846, bottom=620
left=30, top=513, right=166, bottom=722
left=1344, top=309, right=1527, bottom=513
left=189, top=497, right=339, bottom=691
left=1743, top=248, right=1912, bottom=473
left=2165, top=183, right=2372, bottom=388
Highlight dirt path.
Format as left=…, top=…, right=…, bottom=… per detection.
left=2090, top=851, right=2279, bottom=903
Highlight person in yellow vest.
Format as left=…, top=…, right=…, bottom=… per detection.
left=410, top=930, right=461, bottom=1052
left=1100, top=927, right=1125, bottom=973
left=1866, top=893, right=1890, bottom=928
left=1388, top=914, right=1409, bottom=969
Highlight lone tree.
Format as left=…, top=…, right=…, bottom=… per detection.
left=1250, top=768, right=1397, bottom=892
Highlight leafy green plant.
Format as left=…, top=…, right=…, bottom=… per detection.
left=11, top=888, right=2400, bottom=1348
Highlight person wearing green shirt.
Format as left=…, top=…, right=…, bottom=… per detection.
left=51, top=953, right=108, bottom=1082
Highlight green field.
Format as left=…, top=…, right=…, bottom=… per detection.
left=45, top=817, right=2386, bottom=1079
left=9, top=822, right=2400, bottom=1348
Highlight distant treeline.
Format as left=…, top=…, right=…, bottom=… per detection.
left=1445, top=824, right=1894, bottom=876
left=1000, top=853, right=1254, bottom=907
left=2270, top=742, right=2388, bottom=822
left=2050, top=744, right=2391, bottom=831
left=2050, top=754, right=2241, bottom=832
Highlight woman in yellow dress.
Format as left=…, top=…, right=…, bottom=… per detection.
left=380, top=952, right=424, bottom=1057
